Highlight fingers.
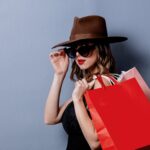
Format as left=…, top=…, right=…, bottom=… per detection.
left=75, top=78, right=89, bottom=90
left=76, top=78, right=96, bottom=90
left=49, top=49, right=66, bottom=59
left=82, top=78, right=89, bottom=89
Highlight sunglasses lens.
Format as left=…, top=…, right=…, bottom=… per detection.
left=64, top=47, right=76, bottom=58
left=78, top=45, right=95, bottom=57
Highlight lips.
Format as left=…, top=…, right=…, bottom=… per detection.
left=77, top=59, right=86, bottom=65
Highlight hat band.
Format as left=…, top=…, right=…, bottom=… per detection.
left=70, top=33, right=108, bottom=40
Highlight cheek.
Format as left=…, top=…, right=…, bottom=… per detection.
left=85, top=55, right=98, bottom=67
left=86, top=50, right=99, bottom=67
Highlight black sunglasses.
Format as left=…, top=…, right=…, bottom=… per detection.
left=64, top=44, right=96, bottom=59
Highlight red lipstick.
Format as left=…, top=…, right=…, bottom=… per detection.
left=77, top=59, right=85, bottom=65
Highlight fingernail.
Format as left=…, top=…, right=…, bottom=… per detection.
left=60, top=51, right=64, bottom=56
left=50, top=54, right=53, bottom=58
left=54, top=53, right=59, bottom=57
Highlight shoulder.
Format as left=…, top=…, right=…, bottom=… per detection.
left=92, top=73, right=121, bottom=89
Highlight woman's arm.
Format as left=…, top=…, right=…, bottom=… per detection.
left=44, top=74, right=64, bottom=125
left=73, top=99, right=101, bottom=150
left=44, top=50, right=69, bottom=125
left=72, top=77, right=112, bottom=150
left=72, top=78, right=102, bottom=150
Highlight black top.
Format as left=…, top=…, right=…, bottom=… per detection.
left=61, top=99, right=102, bottom=150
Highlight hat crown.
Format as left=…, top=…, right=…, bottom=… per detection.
left=70, top=15, right=108, bottom=40
left=52, top=15, right=127, bottom=48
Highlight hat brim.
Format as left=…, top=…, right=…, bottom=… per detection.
left=52, top=36, right=128, bottom=49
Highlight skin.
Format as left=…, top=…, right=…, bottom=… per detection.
left=44, top=46, right=112, bottom=150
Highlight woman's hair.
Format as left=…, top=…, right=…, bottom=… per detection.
left=70, top=42, right=116, bottom=82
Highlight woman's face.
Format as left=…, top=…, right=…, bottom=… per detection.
left=74, top=43, right=99, bottom=70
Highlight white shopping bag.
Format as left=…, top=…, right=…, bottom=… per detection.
left=118, top=67, right=150, bottom=100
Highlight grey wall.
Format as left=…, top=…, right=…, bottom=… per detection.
left=0, top=0, right=150, bottom=150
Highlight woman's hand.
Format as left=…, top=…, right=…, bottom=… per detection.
left=72, top=78, right=96, bottom=102
left=49, top=49, right=69, bottom=76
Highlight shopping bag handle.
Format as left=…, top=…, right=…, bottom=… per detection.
left=96, top=74, right=118, bottom=87
left=104, top=74, right=118, bottom=84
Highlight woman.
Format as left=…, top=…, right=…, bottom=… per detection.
left=44, top=15, right=127, bottom=150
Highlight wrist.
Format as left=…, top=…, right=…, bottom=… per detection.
left=73, top=98, right=84, bottom=108
left=53, top=73, right=65, bottom=83
left=54, top=73, right=65, bottom=80
left=72, top=96, right=83, bottom=103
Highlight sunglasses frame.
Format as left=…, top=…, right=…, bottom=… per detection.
left=64, top=44, right=96, bottom=59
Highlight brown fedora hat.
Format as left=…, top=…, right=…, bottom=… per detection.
left=52, top=15, right=127, bottom=48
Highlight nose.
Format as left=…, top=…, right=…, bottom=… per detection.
left=76, top=51, right=80, bottom=57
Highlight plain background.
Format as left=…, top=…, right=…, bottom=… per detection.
left=0, top=0, right=150, bottom=150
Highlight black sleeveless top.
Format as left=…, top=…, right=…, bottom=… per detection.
left=61, top=98, right=102, bottom=150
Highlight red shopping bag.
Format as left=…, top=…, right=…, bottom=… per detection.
left=84, top=74, right=150, bottom=150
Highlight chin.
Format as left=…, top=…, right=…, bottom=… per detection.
left=79, top=66, right=88, bottom=70
left=78, top=64, right=93, bottom=70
